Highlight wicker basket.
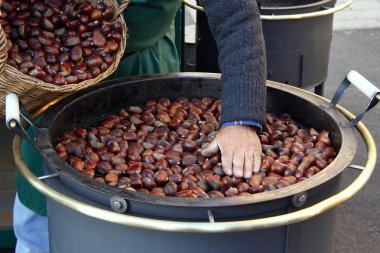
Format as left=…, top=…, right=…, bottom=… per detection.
left=0, top=0, right=130, bottom=117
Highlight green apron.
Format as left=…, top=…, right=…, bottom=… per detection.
left=18, top=0, right=181, bottom=216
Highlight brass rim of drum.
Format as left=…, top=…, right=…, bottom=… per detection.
left=182, top=0, right=352, bottom=20
left=12, top=81, right=376, bottom=233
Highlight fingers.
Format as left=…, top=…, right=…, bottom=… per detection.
left=253, top=151, right=261, bottom=173
left=232, top=152, right=244, bottom=178
left=243, top=151, right=253, bottom=178
left=207, top=126, right=262, bottom=178
left=201, top=140, right=219, bottom=157
left=221, top=149, right=233, bottom=176
left=232, top=150, right=261, bottom=178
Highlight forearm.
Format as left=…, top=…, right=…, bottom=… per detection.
left=199, top=0, right=267, bottom=126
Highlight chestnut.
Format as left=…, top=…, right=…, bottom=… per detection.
left=154, top=170, right=168, bottom=186
left=150, top=188, right=166, bottom=196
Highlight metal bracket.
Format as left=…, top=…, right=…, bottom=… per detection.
left=38, top=173, right=59, bottom=181
left=292, top=192, right=308, bottom=208
left=325, top=71, right=380, bottom=127
left=321, top=5, right=332, bottom=10
left=348, top=164, right=365, bottom=171
left=8, top=117, right=41, bottom=150
left=110, top=196, right=128, bottom=213
left=207, top=210, right=215, bottom=223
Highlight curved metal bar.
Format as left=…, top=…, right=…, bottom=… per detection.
left=183, top=0, right=352, bottom=20
left=183, top=0, right=205, bottom=12
left=12, top=95, right=376, bottom=233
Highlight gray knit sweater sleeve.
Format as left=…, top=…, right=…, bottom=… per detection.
left=198, top=0, right=267, bottom=125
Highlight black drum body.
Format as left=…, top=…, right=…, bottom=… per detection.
left=36, top=73, right=356, bottom=253
left=261, top=0, right=337, bottom=88
left=197, top=0, right=337, bottom=89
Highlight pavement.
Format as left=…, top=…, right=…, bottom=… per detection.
left=326, top=29, right=380, bottom=253
left=334, top=0, right=380, bottom=30
left=317, top=2, right=380, bottom=252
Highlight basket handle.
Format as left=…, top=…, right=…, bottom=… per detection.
left=0, top=21, right=8, bottom=73
left=113, top=0, right=130, bottom=20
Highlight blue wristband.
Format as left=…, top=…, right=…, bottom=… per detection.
left=221, top=120, right=262, bottom=132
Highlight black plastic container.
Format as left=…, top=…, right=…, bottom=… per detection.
left=33, top=73, right=357, bottom=253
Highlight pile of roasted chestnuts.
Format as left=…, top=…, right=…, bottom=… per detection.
left=55, top=97, right=337, bottom=198
left=0, top=0, right=123, bottom=85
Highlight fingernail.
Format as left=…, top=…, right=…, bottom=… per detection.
left=225, top=171, right=232, bottom=176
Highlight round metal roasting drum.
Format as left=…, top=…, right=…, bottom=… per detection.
left=8, top=73, right=378, bottom=253
left=189, top=0, right=353, bottom=94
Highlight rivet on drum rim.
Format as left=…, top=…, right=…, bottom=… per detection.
left=110, top=196, right=128, bottom=213
left=292, top=192, right=307, bottom=208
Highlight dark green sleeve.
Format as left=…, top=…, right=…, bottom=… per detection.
left=122, top=0, right=181, bottom=52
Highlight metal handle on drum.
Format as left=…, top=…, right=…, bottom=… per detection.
left=182, top=0, right=352, bottom=20
left=5, top=93, right=40, bottom=149
left=12, top=99, right=377, bottom=233
left=329, top=71, right=380, bottom=127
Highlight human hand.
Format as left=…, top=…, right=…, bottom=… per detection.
left=201, top=125, right=262, bottom=179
